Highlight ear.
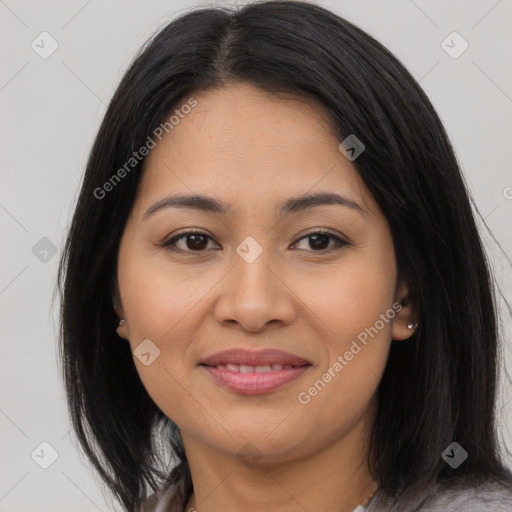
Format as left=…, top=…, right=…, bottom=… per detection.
left=114, top=306, right=130, bottom=340
left=112, top=281, right=130, bottom=340
left=391, top=277, right=418, bottom=341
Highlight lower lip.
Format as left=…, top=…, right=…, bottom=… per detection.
left=200, top=365, right=310, bottom=394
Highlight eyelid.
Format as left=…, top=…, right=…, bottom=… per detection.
left=161, top=228, right=217, bottom=248
left=295, top=227, right=346, bottom=241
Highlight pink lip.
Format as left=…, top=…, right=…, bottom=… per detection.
left=199, top=348, right=311, bottom=367
left=199, top=348, right=312, bottom=395
left=201, top=365, right=310, bottom=394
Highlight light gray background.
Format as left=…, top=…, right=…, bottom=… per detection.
left=1, top=0, right=511, bottom=510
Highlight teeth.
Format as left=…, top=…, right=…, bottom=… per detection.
left=255, top=365, right=272, bottom=372
left=213, top=363, right=297, bottom=372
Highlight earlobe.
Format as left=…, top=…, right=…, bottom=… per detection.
left=113, top=301, right=129, bottom=340
left=392, top=301, right=418, bottom=341
left=392, top=279, right=419, bottom=341
left=113, top=303, right=124, bottom=317
left=116, top=319, right=129, bottom=340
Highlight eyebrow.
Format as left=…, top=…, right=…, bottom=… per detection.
left=142, top=191, right=365, bottom=221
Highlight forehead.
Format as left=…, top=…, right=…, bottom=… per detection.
left=135, top=83, right=373, bottom=216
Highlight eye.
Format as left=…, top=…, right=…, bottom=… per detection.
left=161, top=230, right=218, bottom=252
left=291, top=230, right=348, bottom=252
left=160, top=229, right=348, bottom=253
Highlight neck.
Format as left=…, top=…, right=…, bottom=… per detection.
left=181, top=410, right=378, bottom=512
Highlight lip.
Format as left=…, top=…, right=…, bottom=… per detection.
left=199, top=349, right=312, bottom=395
left=199, top=348, right=311, bottom=367
left=201, top=365, right=310, bottom=394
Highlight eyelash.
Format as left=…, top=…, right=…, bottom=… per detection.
left=160, top=229, right=349, bottom=254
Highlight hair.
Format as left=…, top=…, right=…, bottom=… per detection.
left=55, top=1, right=512, bottom=511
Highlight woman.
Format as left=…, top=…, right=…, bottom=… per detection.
left=56, top=1, right=512, bottom=511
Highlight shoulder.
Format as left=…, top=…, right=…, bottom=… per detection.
left=138, top=476, right=190, bottom=512
left=139, top=492, right=160, bottom=512
left=423, top=481, right=512, bottom=511
left=367, top=479, right=512, bottom=511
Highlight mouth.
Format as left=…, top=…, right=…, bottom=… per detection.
left=199, top=348, right=312, bottom=367
left=198, top=349, right=312, bottom=394
left=203, top=363, right=304, bottom=372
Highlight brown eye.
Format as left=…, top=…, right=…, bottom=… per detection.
left=161, top=232, right=217, bottom=252
left=306, top=233, right=331, bottom=250
left=292, top=231, right=348, bottom=252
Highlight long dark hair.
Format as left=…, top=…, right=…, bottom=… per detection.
left=55, top=1, right=512, bottom=510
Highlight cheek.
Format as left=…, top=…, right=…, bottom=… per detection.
left=299, top=248, right=396, bottom=345
left=117, top=251, right=226, bottom=424
left=293, top=246, right=395, bottom=414
left=295, top=292, right=393, bottom=440
left=119, top=250, right=208, bottom=340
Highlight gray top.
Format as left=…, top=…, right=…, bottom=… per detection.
left=359, top=479, right=512, bottom=512
left=141, top=477, right=512, bottom=511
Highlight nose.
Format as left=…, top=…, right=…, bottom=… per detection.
left=212, top=248, right=297, bottom=333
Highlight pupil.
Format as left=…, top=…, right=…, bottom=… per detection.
left=309, top=234, right=330, bottom=250
left=187, top=234, right=207, bottom=250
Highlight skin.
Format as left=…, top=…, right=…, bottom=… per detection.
left=114, top=83, right=417, bottom=512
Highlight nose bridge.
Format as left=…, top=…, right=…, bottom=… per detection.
left=233, top=235, right=279, bottom=305
left=213, top=235, right=296, bottom=331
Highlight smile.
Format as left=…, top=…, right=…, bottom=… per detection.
left=211, top=363, right=298, bottom=372
left=200, top=363, right=311, bottom=394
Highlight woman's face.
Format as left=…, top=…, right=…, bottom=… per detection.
left=115, top=83, right=415, bottom=465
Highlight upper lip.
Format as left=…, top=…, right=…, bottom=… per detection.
left=199, top=348, right=312, bottom=367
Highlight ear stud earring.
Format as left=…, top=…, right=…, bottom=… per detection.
left=118, top=319, right=125, bottom=327
left=407, top=322, right=418, bottom=329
